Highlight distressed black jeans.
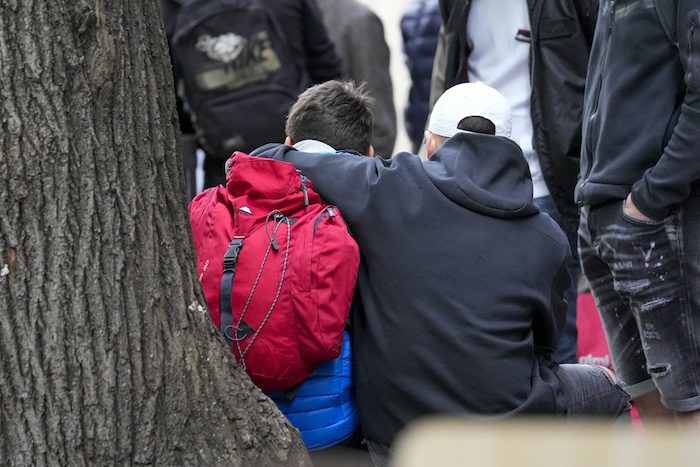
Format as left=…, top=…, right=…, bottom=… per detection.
left=578, top=196, right=700, bottom=411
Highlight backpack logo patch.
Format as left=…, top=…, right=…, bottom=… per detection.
left=195, top=30, right=282, bottom=92
left=196, top=33, right=248, bottom=63
left=168, top=0, right=304, bottom=156
left=238, top=206, right=253, bottom=216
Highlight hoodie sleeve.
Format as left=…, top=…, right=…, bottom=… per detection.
left=253, top=144, right=386, bottom=223
left=529, top=234, right=570, bottom=356
left=549, top=257, right=571, bottom=348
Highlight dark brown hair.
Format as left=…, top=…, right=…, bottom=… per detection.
left=285, top=80, right=374, bottom=154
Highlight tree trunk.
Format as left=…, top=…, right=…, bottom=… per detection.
left=0, top=1, right=311, bottom=465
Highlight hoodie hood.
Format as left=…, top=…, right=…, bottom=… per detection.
left=424, top=133, right=538, bottom=218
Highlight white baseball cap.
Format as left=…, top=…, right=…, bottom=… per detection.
left=428, top=82, right=512, bottom=138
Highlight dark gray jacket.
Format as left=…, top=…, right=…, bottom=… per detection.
left=315, top=0, right=397, bottom=158
left=431, top=0, right=598, bottom=232
left=253, top=133, right=571, bottom=446
left=576, top=0, right=700, bottom=219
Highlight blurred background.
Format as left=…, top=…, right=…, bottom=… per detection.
left=193, top=0, right=417, bottom=192
left=356, top=0, right=413, bottom=154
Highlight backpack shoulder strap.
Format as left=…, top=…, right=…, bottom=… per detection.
left=654, top=0, right=679, bottom=46
left=219, top=236, right=246, bottom=351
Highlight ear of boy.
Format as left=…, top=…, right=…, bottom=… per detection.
left=424, top=130, right=443, bottom=159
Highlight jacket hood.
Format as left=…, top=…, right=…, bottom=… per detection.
left=424, top=133, right=539, bottom=218
left=252, top=142, right=297, bottom=157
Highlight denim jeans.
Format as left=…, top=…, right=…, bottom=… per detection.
left=557, top=363, right=631, bottom=420
left=578, top=196, right=700, bottom=411
left=535, top=196, right=580, bottom=363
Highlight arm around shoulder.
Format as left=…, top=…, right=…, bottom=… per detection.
left=252, top=145, right=382, bottom=222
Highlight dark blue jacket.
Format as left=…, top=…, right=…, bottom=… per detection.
left=401, top=0, right=442, bottom=150
left=253, top=133, right=571, bottom=446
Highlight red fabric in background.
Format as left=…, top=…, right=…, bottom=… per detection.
left=576, top=293, right=613, bottom=370
left=576, top=293, right=642, bottom=427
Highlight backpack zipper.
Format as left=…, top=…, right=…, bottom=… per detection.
left=298, top=172, right=309, bottom=206
left=312, top=207, right=337, bottom=240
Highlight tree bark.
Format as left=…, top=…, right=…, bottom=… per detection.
left=0, top=0, right=311, bottom=465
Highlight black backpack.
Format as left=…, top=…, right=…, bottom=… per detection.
left=169, top=0, right=306, bottom=158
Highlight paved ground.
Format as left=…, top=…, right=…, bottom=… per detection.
left=309, top=446, right=375, bottom=467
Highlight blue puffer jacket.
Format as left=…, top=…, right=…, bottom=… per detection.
left=401, top=0, right=442, bottom=151
left=267, top=332, right=358, bottom=451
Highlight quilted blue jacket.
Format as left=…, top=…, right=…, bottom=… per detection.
left=401, top=0, right=442, bottom=151
left=267, top=332, right=358, bottom=451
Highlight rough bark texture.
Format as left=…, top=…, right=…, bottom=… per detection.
left=0, top=0, right=311, bottom=465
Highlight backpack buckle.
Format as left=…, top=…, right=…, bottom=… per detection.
left=223, top=237, right=244, bottom=271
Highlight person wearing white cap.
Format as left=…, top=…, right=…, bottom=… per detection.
left=430, top=0, right=598, bottom=366
left=424, top=81, right=512, bottom=157
left=253, top=80, right=631, bottom=465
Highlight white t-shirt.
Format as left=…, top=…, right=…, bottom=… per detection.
left=466, top=0, right=549, bottom=198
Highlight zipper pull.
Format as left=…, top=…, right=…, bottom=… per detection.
left=298, top=171, right=309, bottom=206
left=608, top=1, right=616, bottom=33
left=689, top=22, right=696, bottom=53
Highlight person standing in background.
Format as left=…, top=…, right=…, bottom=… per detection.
left=159, top=0, right=342, bottom=188
left=430, top=0, right=599, bottom=363
left=577, top=0, right=700, bottom=427
left=315, top=0, right=397, bottom=158
left=401, top=0, right=442, bottom=154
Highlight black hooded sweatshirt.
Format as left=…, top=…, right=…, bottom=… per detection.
left=254, top=133, right=571, bottom=445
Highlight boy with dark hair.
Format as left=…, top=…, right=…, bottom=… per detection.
left=189, top=80, right=374, bottom=455
left=283, top=80, right=374, bottom=157
left=266, top=80, right=375, bottom=452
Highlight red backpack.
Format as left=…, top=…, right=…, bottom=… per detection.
left=189, top=153, right=360, bottom=392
